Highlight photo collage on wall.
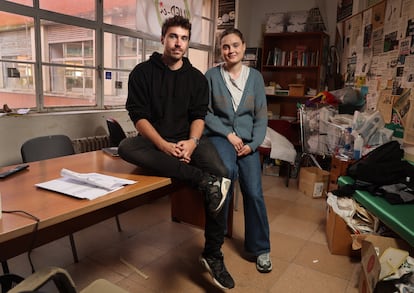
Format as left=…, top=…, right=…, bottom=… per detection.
left=340, top=0, right=413, bottom=134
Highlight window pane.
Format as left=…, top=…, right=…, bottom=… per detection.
left=43, top=65, right=95, bottom=107
left=199, top=18, right=213, bottom=45
left=0, top=11, right=34, bottom=61
left=41, top=21, right=95, bottom=66
left=201, top=0, right=212, bottom=18
left=103, top=70, right=128, bottom=107
left=103, top=0, right=136, bottom=29
left=0, top=62, right=36, bottom=108
left=0, top=11, right=35, bottom=109
left=39, top=0, right=95, bottom=21
left=103, top=33, right=142, bottom=107
left=188, top=48, right=209, bottom=73
left=145, top=40, right=163, bottom=61
left=5, top=0, right=33, bottom=7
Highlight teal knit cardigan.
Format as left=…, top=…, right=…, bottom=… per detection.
left=204, top=65, right=268, bottom=152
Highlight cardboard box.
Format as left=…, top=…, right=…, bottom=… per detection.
left=359, top=235, right=411, bottom=293
left=326, top=204, right=358, bottom=256
left=265, top=86, right=275, bottom=95
left=299, top=167, right=330, bottom=198
left=288, top=84, right=305, bottom=96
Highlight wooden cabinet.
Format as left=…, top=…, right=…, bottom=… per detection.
left=261, top=32, right=329, bottom=118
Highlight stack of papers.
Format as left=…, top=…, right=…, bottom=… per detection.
left=36, top=168, right=137, bottom=200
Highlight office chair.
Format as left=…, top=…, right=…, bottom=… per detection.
left=20, top=135, right=122, bottom=265
left=20, top=135, right=80, bottom=264
left=106, top=118, right=127, bottom=147
left=21, top=135, right=75, bottom=163
left=8, top=266, right=128, bottom=293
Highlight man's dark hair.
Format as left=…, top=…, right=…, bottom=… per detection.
left=161, top=15, right=192, bottom=40
left=219, top=27, right=245, bottom=44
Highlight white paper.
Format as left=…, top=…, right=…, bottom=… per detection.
left=36, top=169, right=137, bottom=200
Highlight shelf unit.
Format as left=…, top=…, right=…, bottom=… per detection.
left=242, top=47, right=262, bottom=71
left=261, top=32, right=329, bottom=118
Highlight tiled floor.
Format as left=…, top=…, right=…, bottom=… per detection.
left=5, top=175, right=362, bottom=292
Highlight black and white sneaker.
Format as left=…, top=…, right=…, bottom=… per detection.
left=200, top=254, right=235, bottom=289
left=256, top=252, right=272, bottom=273
left=200, top=175, right=231, bottom=216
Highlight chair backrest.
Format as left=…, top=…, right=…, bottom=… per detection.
left=21, top=135, right=75, bottom=163
left=106, top=118, right=127, bottom=147
left=7, top=266, right=127, bottom=293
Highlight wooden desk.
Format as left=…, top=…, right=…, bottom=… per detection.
left=0, top=151, right=173, bottom=262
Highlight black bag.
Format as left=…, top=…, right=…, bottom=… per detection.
left=346, top=141, right=413, bottom=185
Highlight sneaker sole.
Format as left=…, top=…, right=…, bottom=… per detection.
left=256, top=262, right=273, bottom=273
left=212, top=177, right=231, bottom=214
left=199, top=256, right=229, bottom=290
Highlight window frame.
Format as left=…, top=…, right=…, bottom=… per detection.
left=0, top=0, right=216, bottom=113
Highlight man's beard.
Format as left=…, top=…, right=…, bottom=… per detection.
left=167, top=50, right=183, bottom=62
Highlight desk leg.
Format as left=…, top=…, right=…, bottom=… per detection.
left=2, top=261, right=9, bottom=274
left=115, top=215, right=122, bottom=232
left=69, top=234, right=79, bottom=263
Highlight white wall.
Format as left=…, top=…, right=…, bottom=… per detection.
left=0, top=110, right=135, bottom=166
left=238, top=0, right=337, bottom=47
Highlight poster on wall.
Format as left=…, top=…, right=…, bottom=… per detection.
left=136, top=0, right=202, bottom=43
left=337, top=0, right=354, bottom=22
left=214, top=0, right=236, bottom=64
left=217, top=0, right=236, bottom=29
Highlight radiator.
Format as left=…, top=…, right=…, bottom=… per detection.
left=72, top=135, right=110, bottom=153
left=72, top=131, right=136, bottom=153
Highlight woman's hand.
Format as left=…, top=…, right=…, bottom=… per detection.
left=237, top=144, right=252, bottom=156
left=228, top=132, right=251, bottom=156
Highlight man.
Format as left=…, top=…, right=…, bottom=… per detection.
left=118, top=15, right=235, bottom=289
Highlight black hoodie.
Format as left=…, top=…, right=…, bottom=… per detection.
left=126, top=52, right=209, bottom=141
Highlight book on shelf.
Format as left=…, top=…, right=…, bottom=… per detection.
left=266, top=50, right=273, bottom=65
left=281, top=51, right=287, bottom=66
left=273, top=47, right=282, bottom=66
left=267, top=47, right=319, bottom=67
left=294, top=45, right=306, bottom=66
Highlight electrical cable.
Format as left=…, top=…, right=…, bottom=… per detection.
left=2, top=210, right=40, bottom=273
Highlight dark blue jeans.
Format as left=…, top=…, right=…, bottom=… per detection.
left=209, top=136, right=271, bottom=256
left=118, top=135, right=228, bottom=257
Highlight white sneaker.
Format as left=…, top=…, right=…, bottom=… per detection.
left=256, top=253, right=272, bottom=273
left=206, top=176, right=231, bottom=215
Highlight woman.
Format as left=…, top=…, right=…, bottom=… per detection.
left=204, top=27, right=272, bottom=273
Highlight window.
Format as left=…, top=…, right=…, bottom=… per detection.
left=0, top=0, right=215, bottom=112
left=43, top=21, right=96, bottom=107
left=103, top=33, right=142, bottom=106
left=40, top=0, right=95, bottom=21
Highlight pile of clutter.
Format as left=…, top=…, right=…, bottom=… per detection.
left=301, top=87, right=394, bottom=159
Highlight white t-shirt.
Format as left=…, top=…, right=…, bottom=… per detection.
left=220, top=64, right=250, bottom=111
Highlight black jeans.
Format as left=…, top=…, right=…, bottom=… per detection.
left=118, top=135, right=228, bottom=257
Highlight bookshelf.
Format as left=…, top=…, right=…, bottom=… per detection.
left=261, top=32, right=329, bottom=117
left=242, top=47, right=262, bottom=71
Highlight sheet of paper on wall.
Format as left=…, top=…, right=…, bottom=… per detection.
left=377, top=89, right=394, bottom=123
left=35, top=168, right=137, bottom=200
